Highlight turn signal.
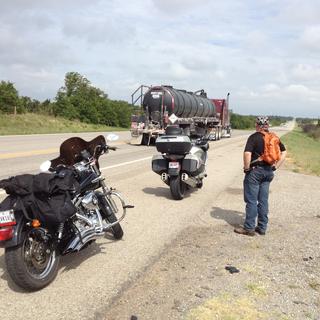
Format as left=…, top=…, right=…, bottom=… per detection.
left=32, top=219, right=41, bottom=228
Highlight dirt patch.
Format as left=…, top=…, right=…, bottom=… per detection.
left=105, top=222, right=320, bottom=320
left=105, top=171, right=320, bottom=320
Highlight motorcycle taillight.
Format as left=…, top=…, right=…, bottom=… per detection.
left=0, top=227, right=14, bottom=241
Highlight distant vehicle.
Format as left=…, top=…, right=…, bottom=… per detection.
left=130, top=85, right=232, bottom=145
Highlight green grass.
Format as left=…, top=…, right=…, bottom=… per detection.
left=0, top=113, right=128, bottom=135
left=281, top=128, right=320, bottom=176
left=186, top=294, right=266, bottom=320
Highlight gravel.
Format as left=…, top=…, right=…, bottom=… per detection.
left=105, top=169, right=320, bottom=320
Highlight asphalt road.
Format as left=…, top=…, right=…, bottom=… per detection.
left=0, top=125, right=293, bottom=320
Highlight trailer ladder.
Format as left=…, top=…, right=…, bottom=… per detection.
left=131, top=85, right=151, bottom=106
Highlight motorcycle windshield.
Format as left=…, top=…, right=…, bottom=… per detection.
left=50, top=135, right=106, bottom=169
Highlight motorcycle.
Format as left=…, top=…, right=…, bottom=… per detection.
left=0, top=134, right=133, bottom=291
left=151, top=126, right=209, bottom=200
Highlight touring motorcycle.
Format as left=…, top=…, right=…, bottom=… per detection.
left=0, top=134, right=133, bottom=291
left=152, top=126, right=209, bottom=200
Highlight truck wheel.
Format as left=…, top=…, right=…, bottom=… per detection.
left=215, top=128, right=220, bottom=140
left=227, top=127, right=232, bottom=138
left=170, top=175, right=186, bottom=200
left=141, top=133, right=149, bottom=146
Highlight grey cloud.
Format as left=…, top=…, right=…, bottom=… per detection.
left=151, top=0, right=210, bottom=14
left=276, top=0, right=320, bottom=26
left=62, top=17, right=136, bottom=44
left=0, top=0, right=98, bottom=12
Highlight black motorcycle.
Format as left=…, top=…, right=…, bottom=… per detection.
left=0, top=134, right=133, bottom=291
left=152, top=126, right=209, bottom=200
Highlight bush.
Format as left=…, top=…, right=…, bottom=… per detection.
left=301, top=123, right=320, bottom=141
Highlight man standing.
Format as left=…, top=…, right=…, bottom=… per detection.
left=234, top=116, right=287, bottom=236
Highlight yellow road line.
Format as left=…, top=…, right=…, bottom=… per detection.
left=0, top=140, right=130, bottom=160
left=0, top=148, right=58, bottom=160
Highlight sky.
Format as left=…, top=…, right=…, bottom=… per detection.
left=0, top=0, right=319, bottom=117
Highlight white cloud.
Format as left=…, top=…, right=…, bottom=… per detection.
left=291, top=64, right=320, bottom=81
left=300, top=25, right=320, bottom=51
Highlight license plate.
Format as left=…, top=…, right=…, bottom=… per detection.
left=169, top=162, right=179, bottom=169
left=0, top=210, right=15, bottom=226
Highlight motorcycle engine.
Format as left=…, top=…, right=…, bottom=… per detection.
left=73, top=191, right=102, bottom=232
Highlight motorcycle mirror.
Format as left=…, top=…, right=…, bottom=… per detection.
left=106, top=133, right=119, bottom=142
left=40, top=160, right=52, bottom=172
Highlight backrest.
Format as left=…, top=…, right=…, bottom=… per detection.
left=165, top=126, right=183, bottom=136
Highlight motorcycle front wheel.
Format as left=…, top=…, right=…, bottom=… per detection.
left=170, top=175, right=186, bottom=200
left=98, top=194, right=124, bottom=240
left=5, top=228, right=60, bottom=291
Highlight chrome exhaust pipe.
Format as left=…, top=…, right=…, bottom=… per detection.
left=161, top=172, right=168, bottom=181
left=181, top=173, right=189, bottom=181
left=181, top=173, right=197, bottom=188
left=63, top=227, right=104, bottom=254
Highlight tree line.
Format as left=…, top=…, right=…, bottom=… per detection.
left=296, top=118, right=320, bottom=140
left=230, top=113, right=293, bottom=129
left=0, top=72, right=133, bottom=128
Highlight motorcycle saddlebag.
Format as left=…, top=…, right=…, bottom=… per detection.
left=182, top=154, right=203, bottom=176
left=155, top=135, right=192, bottom=155
left=152, top=155, right=167, bottom=174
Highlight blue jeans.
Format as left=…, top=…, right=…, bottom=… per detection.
left=243, top=166, right=274, bottom=231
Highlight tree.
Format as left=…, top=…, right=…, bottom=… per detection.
left=54, top=72, right=106, bottom=123
left=20, top=96, right=41, bottom=113
left=0, top=81, right=20, bottom=114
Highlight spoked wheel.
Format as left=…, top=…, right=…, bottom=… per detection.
left=170, top=175, right=186, bottom=200
left=98, top=193, right=124, bottom=240
left=5, top=229, right=60, bottom=291
left=105, top=212, right=124, bottom=240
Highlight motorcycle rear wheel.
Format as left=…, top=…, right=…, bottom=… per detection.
left=170, top=175, right=186, bottom=200
left=5, top=229, right=60, bottom=291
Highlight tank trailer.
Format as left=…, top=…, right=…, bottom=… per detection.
left=131, top=85, right=231, bottom=145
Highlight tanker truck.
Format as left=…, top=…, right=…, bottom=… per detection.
left=130, top=85, right=231, bottom=145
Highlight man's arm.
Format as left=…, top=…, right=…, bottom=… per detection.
left=243, top=151, right=252, bottom=171
left=275, top=150, right=287, bottom=169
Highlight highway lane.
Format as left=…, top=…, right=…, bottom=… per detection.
left=0, top=127, right=291, bottom=190
left=0, top=131, right=138, bottom=180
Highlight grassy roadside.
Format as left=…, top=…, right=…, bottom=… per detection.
left=281, top=128, right=320, bottom=176
left=0, top=113, right=128, bottom=135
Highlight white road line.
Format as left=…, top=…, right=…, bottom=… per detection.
left=0, top=156, right=152, bottom=196
left=100, top=156, right=152, bottom=170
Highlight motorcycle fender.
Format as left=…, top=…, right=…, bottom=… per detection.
left=0, top=213, right=27, bottom=248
